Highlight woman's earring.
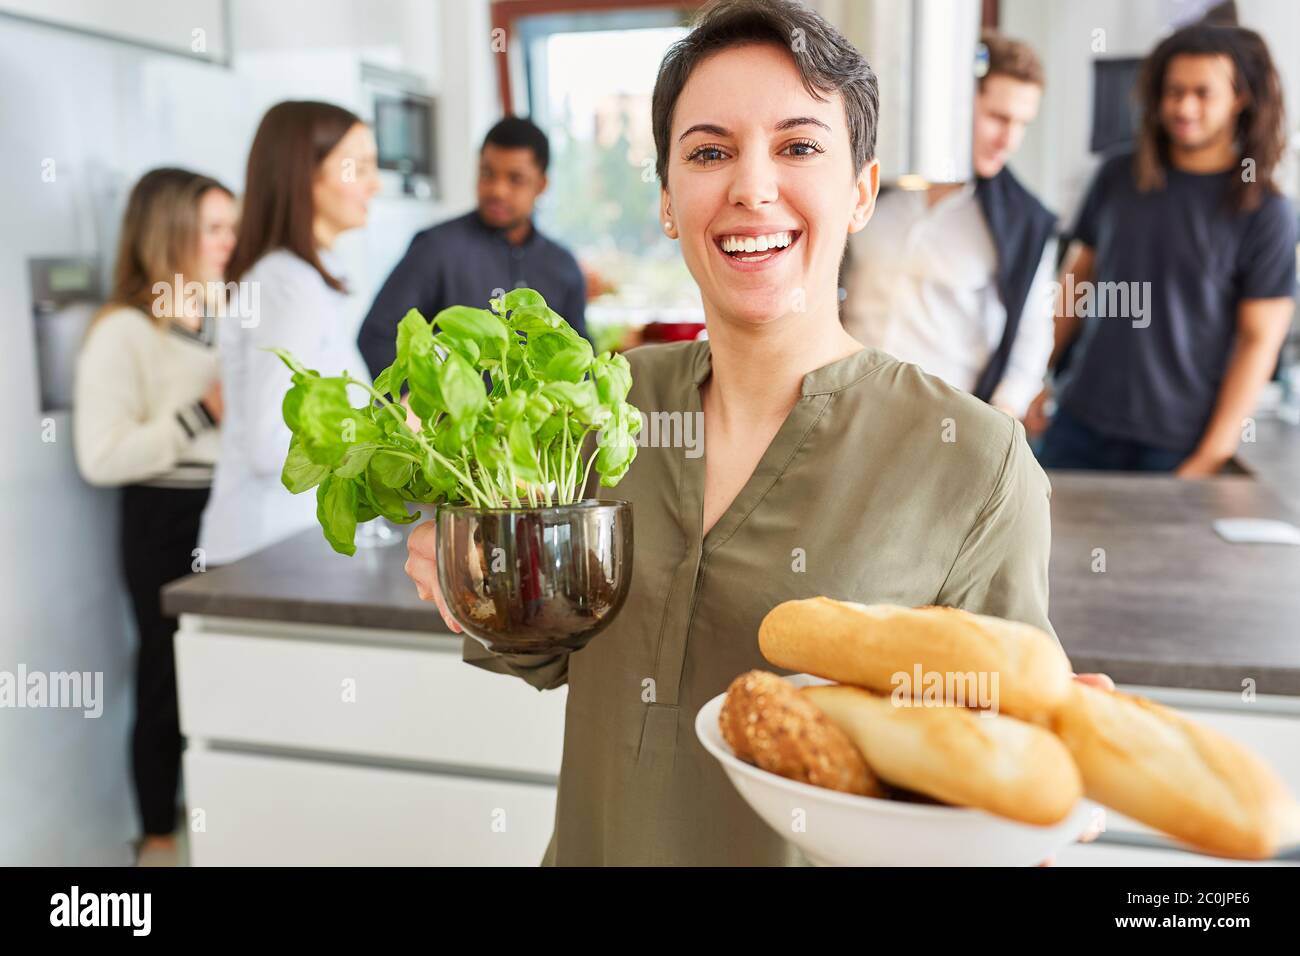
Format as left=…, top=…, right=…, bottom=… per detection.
left=664, top=218, right=673, bottom=235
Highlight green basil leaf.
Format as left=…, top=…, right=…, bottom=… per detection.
left=473, top=432, right=506, bottom=472
left=524, top=392, right=555, bottom=429
left=502, top=288, right=546, bottom=313
left=371, top=450, right=414, bottom=488
left=396, top=308, right=433, bottom=365
left=592, top=351, right=632, bottom=404
left=281, top=436, right=330, bottom=494
left=509, top=305, right=560, bottom=336
left=334, top=441, right=379, bottom=479
left=595, top=403, right=640, bottom=486
left=364, top=469, right=418, bottom=523
left=507, top=419, right=541, bottom=481
left=433, top=306, right=509, bottom=361
left=421, top=449, right=458, bottom=495
left=406, top=346, right=444, bottom=419
left=536, top=416, right=564, bottom=444
left=373, top=362, right=397, bottom=400
left=355, top=497, right=379, bottom=524
left=433, top=330, right=481, bottom=366
left=493, top=391, right=528, bottom=425
left=316, top=475, right=359, bottom=555
left=294, top=377, right=356, bottom=465
left=282, top=377, right=307, bottom=432
left=439, top=350, right=488, bottom=422
left=544, top=337, right=594, bottom=384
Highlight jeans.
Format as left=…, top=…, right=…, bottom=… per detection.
left=1036, top=407, right=1195, bottom=472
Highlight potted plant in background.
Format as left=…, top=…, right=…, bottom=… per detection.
left=272, top=287, right=640, bottom=655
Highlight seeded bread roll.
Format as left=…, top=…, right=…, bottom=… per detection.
left=1052, top=682, right=1300, bottom=859
left=719, top=671, right=884, bottom=797
left=759, top=598, right=1074, bottom=723
left=802, top=683, right=1083, bottom=825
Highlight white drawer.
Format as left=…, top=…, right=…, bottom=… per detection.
left=175, top=618, right=566, bottom=777
left=184, top=747, right=556, bottom=866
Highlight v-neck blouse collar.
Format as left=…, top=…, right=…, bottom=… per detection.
left=687, top=337, right=889, bottom=396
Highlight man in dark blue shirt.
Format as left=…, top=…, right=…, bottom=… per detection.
left=1036, top=23, right=1295, bottom=475
left=358, top=116, right=588, bottom=379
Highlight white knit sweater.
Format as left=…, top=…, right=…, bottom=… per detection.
left=73, top=305, right=220, bottom=489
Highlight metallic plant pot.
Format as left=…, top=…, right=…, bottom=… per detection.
left=435, top=500, right=633, bottom=656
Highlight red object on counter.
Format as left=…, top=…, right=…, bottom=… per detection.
left=640, top=321, right=706, bottom=343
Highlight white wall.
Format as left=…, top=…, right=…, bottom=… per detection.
left=0, top=0, right=497, bottom=865
left=0, top=0, right=229, bottom=60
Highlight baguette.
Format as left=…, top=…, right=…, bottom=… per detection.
left=1052, top=682, right=1300, bottom=859
left=760, top=598, right=1073, bottom=722
left=803, top=683, right=1082, bottom=825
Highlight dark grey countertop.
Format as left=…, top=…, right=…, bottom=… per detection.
left=165, top=426, right=1300, bottom=695
left=1236, top=415, right=1300, bottom=514
left=1046, top=472, right=1300, bottom=694
left=164, top=526, right=446, bottom=634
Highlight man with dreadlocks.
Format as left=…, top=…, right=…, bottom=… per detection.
left=1035, top=22, right=1295, bottom=474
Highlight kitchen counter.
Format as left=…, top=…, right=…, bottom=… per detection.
left=164, top=526, right=446, bottom=634
left=1236, top=415, right=1300, bottom=514
left=1048, top=472, right=1300, bottom=695
left=162, top=429, right=1300, bottom=866
left=164, top=468, right=1300, bottom=696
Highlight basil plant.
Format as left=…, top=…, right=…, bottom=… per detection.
left=272, top=288, right=641, bottom=555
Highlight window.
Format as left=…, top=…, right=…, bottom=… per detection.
left=511, top=7, right=706, bottom=343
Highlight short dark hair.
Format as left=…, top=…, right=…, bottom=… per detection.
left=651, top=0, right=878, bottom=185
left=483, top=116, right=550, bottom=173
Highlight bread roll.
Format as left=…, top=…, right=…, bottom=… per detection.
left=803, top=683, right=1082, bottom=825
left=759, top=598, right=1073, bottom=722
left=719, top=671, right=883, bottom=797
left=1052, top=682, right=1300, bottom=859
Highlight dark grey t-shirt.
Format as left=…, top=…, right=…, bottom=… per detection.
left=1059, top=151, right=1296, bottom=450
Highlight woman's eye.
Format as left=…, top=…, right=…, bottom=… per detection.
left=687, top=145, right=727, bottom=166
left=784, top=139, right=825, bottom=158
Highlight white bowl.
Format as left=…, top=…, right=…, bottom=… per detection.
left=696, top=674, right=1098, bottom=866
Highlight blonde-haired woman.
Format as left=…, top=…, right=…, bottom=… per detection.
left=74, top=166, right=236, bottom=863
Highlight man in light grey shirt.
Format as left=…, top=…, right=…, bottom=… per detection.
left=843, top=31, right=1056, bottom=418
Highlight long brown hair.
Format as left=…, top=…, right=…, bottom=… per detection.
left=98, top=167, right=232, bottom=324
left=226, top=100, right=362, bottom=291
left=1134, top=23, right=1285, bottom=213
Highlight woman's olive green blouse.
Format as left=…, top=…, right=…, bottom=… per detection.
left=461, top=339, right=1059, bottom=866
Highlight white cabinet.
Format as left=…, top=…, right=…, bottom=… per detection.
left=174, top=618, right=1300, bottom=866
left=184, top=748, right=557, bottom=866
left=175, top=614, right=567, bottom=866
left=176, top=618, right=567, bottom=776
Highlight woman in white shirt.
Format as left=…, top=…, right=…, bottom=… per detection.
left=73, top=166, right=237, bottom=861
left=200, top=101, right=380, bottom=564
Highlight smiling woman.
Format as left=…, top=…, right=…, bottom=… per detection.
left=404, top=0, right=1085, bottom=867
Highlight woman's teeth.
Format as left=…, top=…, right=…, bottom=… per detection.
left=719, top=231, right=794, bottom=254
